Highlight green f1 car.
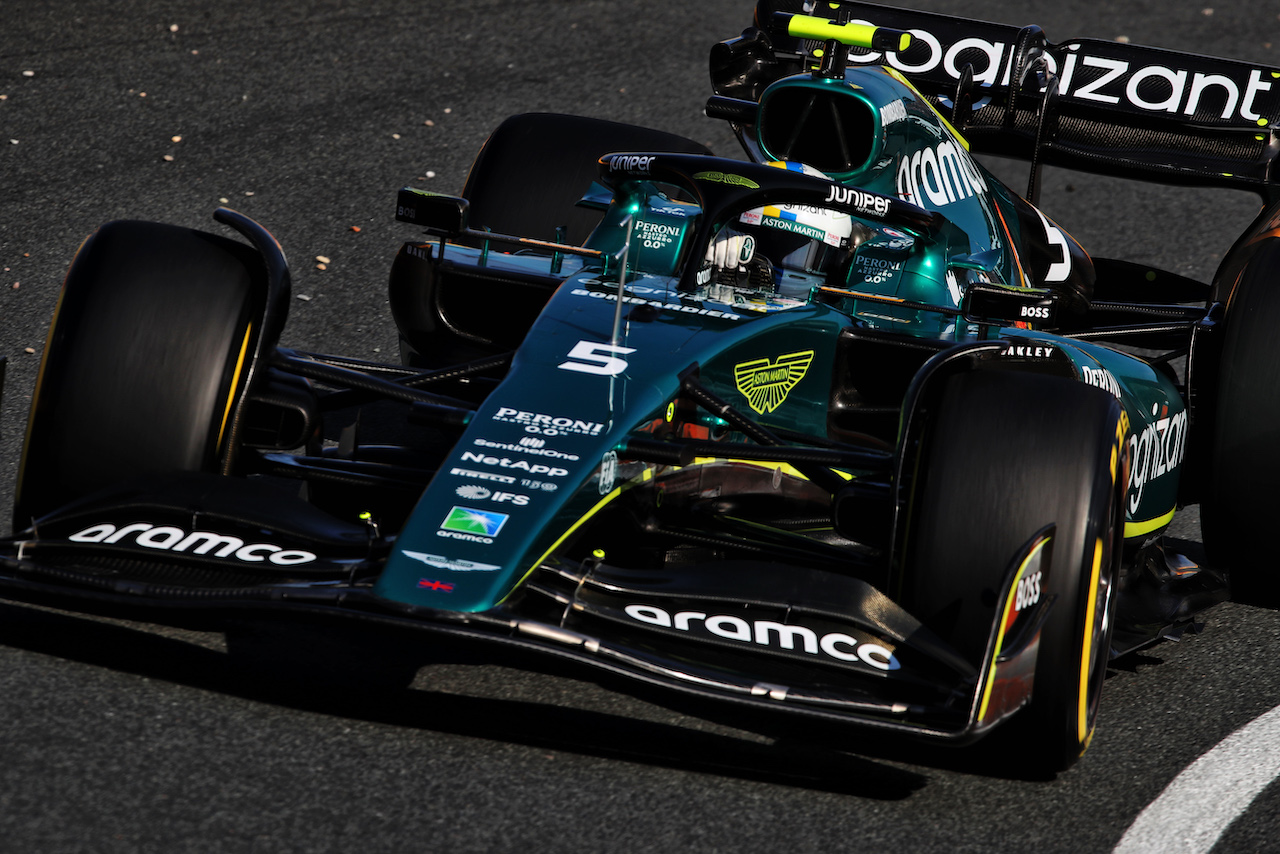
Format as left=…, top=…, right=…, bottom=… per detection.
left=3, top=0, right=1276, bottom=774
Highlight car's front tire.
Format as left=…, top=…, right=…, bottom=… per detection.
left=15, top=220, right=262, bottom=529
left=898, top=370, right=1125, bottom=775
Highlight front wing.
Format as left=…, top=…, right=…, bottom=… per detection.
left=0, top=499, right=1055, bottom=745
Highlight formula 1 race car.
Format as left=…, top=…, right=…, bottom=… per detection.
left=1, top=0, right=1275, bottom=775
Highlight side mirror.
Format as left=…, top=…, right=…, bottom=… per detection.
left=961, top=280, right=1059, bottom=327
left=395, top=188, right=469, bottom=234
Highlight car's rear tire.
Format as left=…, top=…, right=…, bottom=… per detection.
left=15, top=220, right=262, bottom=529
left=461, top=112, right=712, bottom=245
left=1203, top=239, right=1280, bottom=604
left=899, top=371, right=1125, bottom=775
left=394, top=114, right=713, bottom=367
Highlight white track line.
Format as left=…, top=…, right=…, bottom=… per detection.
left=1114, top=704, right=1280, bottom=853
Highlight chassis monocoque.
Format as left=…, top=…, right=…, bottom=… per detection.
left=2, top=1, right=1276, bottom=775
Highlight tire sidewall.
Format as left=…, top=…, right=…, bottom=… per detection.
left=899, top=370, right=1125, bottom=772
left=15, top=221, right=260, bottom=527
left=1202, top=239, right=1280, bottom=600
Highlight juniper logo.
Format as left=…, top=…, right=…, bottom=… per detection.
left=734, top=350, right=815, bottom=414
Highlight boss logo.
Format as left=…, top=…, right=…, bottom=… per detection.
left=1015, top=571, right=1042, bottom=611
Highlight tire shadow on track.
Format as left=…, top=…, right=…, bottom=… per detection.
left=0, top=600, right=929, bottom=799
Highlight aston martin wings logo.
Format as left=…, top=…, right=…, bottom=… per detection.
left=733, top=350, right=815, bottom=414
left=402, top=551, right=501, bottom=572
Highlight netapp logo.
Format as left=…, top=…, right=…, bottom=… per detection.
left=69, top=523, right=316, bottom=565
left=458, top=451, right=569, bottom=477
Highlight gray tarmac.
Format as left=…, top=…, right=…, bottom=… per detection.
left=2, top=1, right=1280, bottom=851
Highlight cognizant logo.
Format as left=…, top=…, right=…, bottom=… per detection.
left=846, top=25, right=1276, bottom=123
left=895, top=141, right=987, bottom=207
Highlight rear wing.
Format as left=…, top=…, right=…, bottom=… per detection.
left=717, top=1, right=1280, bottom=198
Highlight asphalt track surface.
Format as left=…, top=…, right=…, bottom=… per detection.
left=3, top=1, right=1280, bottom=851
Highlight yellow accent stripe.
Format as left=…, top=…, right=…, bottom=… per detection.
left=16, top=232, right=89, bottom=510
left=690, top=456, right=855, bottom=482
left=883, top=67, right=970, bottom=150
left=819, top=285, right=906, bottom=303
left=1077, top=537, right=1104, bottom=743
left=500, top=468, right=655, bottom=604
left=1124, top=507, right=1176, bottom=539
left=978, top=535, right=1050, bottom=721
left=786, top=17, right=910, bottom=52
left=217, top=321, right=254, bottom=450
left=15, top=286, right=70, bottom=509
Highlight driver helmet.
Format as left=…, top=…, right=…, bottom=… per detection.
left=737, top=161, right=855, bottom=276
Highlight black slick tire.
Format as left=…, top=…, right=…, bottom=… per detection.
left=394, top=113, right=712, bottom=367
left=1203, top=239, right=1280, bottom=604
left=460, top=112, right=711, bottom=245
left=15, top=220, right=262, bottom=528
left=899, top=371, right=1125, bottom=775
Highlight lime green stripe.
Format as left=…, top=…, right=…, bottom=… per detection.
left=1077, top=538, right=1103, bottom=743
left=787, top=17, right=908, bottom=51
left=691, top=456, right=855, bottom=482
left=883, top=68, right=971, bottom=150
left=1124, top=507, right=1176, bottom=539
left=498, top=469, right=654, bottom=604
